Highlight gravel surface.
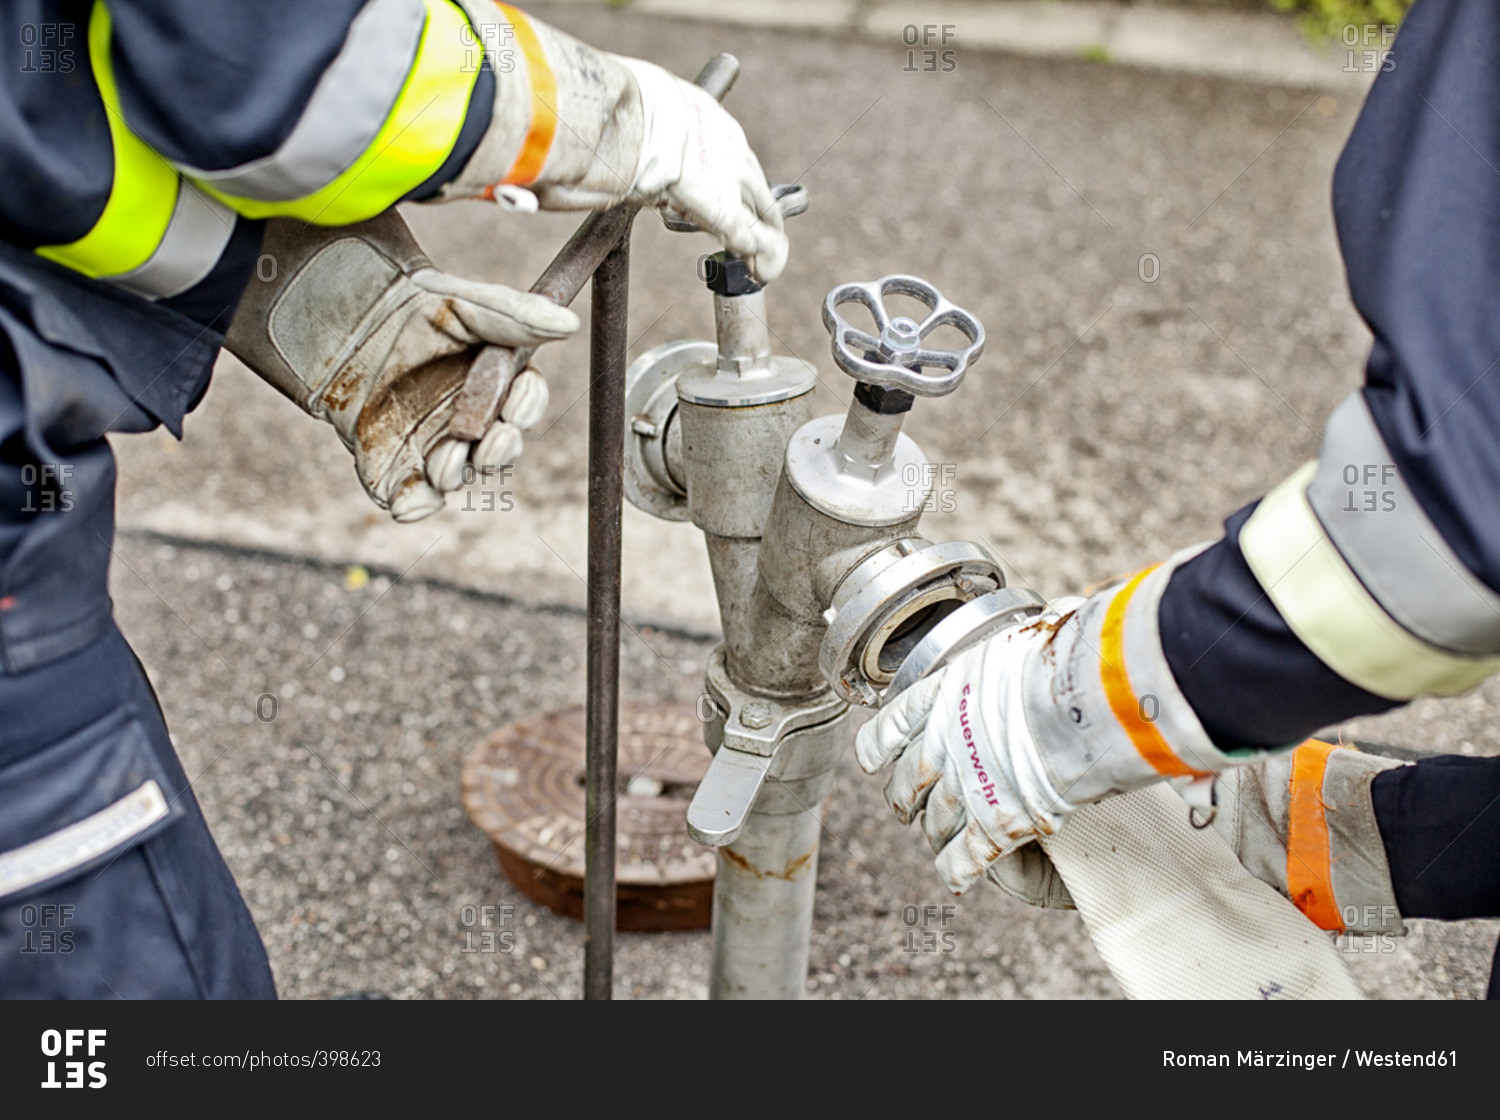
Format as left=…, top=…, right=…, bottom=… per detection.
left=111, top=533, right=1496, bottom=999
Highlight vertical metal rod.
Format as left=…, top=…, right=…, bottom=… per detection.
left=583, top=223, right=632, bottom=999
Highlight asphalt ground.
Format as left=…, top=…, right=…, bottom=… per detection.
left=105, top=5, right=1500, bottom=998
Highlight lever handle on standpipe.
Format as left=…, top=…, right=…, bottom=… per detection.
left=685, top=748, right=771, bottom=848
left=685, top=184, right=809, bottom=299
left=663, top=181, right=809, bottom=236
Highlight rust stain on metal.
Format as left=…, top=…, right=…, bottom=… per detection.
left=449, top=345, right=516, bottom=441
left=782, top=850, right=814, bottom=879
left=720, top=847, right=815, bottom=881
left=720, top=848, right=758, bottom=876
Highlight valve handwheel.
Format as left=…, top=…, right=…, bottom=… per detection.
left=821, top=275, right=985, bottom=398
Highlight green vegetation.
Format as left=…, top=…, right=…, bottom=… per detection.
left=1268, top=0, right=1414, bottom=42
left=1078, top=43, right=1111, bottom=64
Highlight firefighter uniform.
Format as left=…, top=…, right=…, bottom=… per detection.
left=0, top=0, right=785, bottom=997
left=0, top=0, right=514, bottom=999
left=1157, top=0, right=1500, bottom=975
left=857, top=0, right=1500, bottom=996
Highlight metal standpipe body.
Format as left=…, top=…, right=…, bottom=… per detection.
left=626, top=242, right=998, bottom=995
left=668, top=251, right=847, bottom=1000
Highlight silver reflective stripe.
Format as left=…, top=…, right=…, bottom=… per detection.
left=112, top=180, right=237, bottom=300
left=177, top=0, right=427, bottom=202
left=1307, top=394, right=1500, bottom=654
left=1242, top=463, right=1500, bottom=700
left=0, top=780, right=169, bottom=901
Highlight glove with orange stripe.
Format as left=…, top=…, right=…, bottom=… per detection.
left=445, top=2, right=787, bottom=282
left=1213, top=740, right=1408, bottom=935
left=855, top=550, right=1254, bottom=896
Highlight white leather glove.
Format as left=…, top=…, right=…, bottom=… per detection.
left=856, top=551, right=1251, bottom=895
left=444, top=1, right=787, bottom=282
left=225, top=213, right=577, bottom=522
left=617, top=58, right=787, bottom=283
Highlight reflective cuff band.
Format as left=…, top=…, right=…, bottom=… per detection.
left=1096, top=550, right=1228, bottom=778
left=111, top=179, right=236, bottom=300
left=488, top=4, right=556, bottom=189
left=1286, top=740, right=1342, bottom=931
left=1241, top=463, right=1500, bottom=699
left=202, top=0, right=480, bottom=224
left=1282, top=740, right=1403, bottom=934
left=1308, top=393, right=1500, bottom=654
left=1035, top=544, right=1243, bottom=809
left=36, top=3, right=177, bottom=281
left=180, top=0, right=429, bottom=203
left=35, top=3, right=235, bottom=299
left=0, top=780, right=169, bottom=902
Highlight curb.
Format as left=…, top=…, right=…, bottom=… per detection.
left=542, top=0, right=1382, bottom=91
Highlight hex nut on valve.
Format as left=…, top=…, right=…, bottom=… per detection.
left=739, top=702, right=773, bottom=730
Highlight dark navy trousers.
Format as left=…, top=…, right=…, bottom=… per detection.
left=0, top=624, right=276, bottom=998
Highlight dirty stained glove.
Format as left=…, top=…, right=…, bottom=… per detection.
left=1213, top=739, right=1409, bottom=934
left=855, top=548, right=1257, bottom=896
left=981, top=740, right=1409, bottom=936
left=225, top=213, right=577, bottom=522
left=443, top=1, right=787, bottom=282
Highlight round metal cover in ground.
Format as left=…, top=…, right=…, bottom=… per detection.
left=461, top=704, right=715, bottom=931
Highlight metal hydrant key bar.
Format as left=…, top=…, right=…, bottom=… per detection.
left=584, top=231, right=630, bottom=1001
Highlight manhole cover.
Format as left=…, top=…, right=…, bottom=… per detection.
left=461, top=704, right=715, bottom=931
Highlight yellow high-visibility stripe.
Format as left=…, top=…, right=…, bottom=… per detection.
left=35, top=2, right=177, bottom=279
left=204, top=0, right=479, bottom=224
